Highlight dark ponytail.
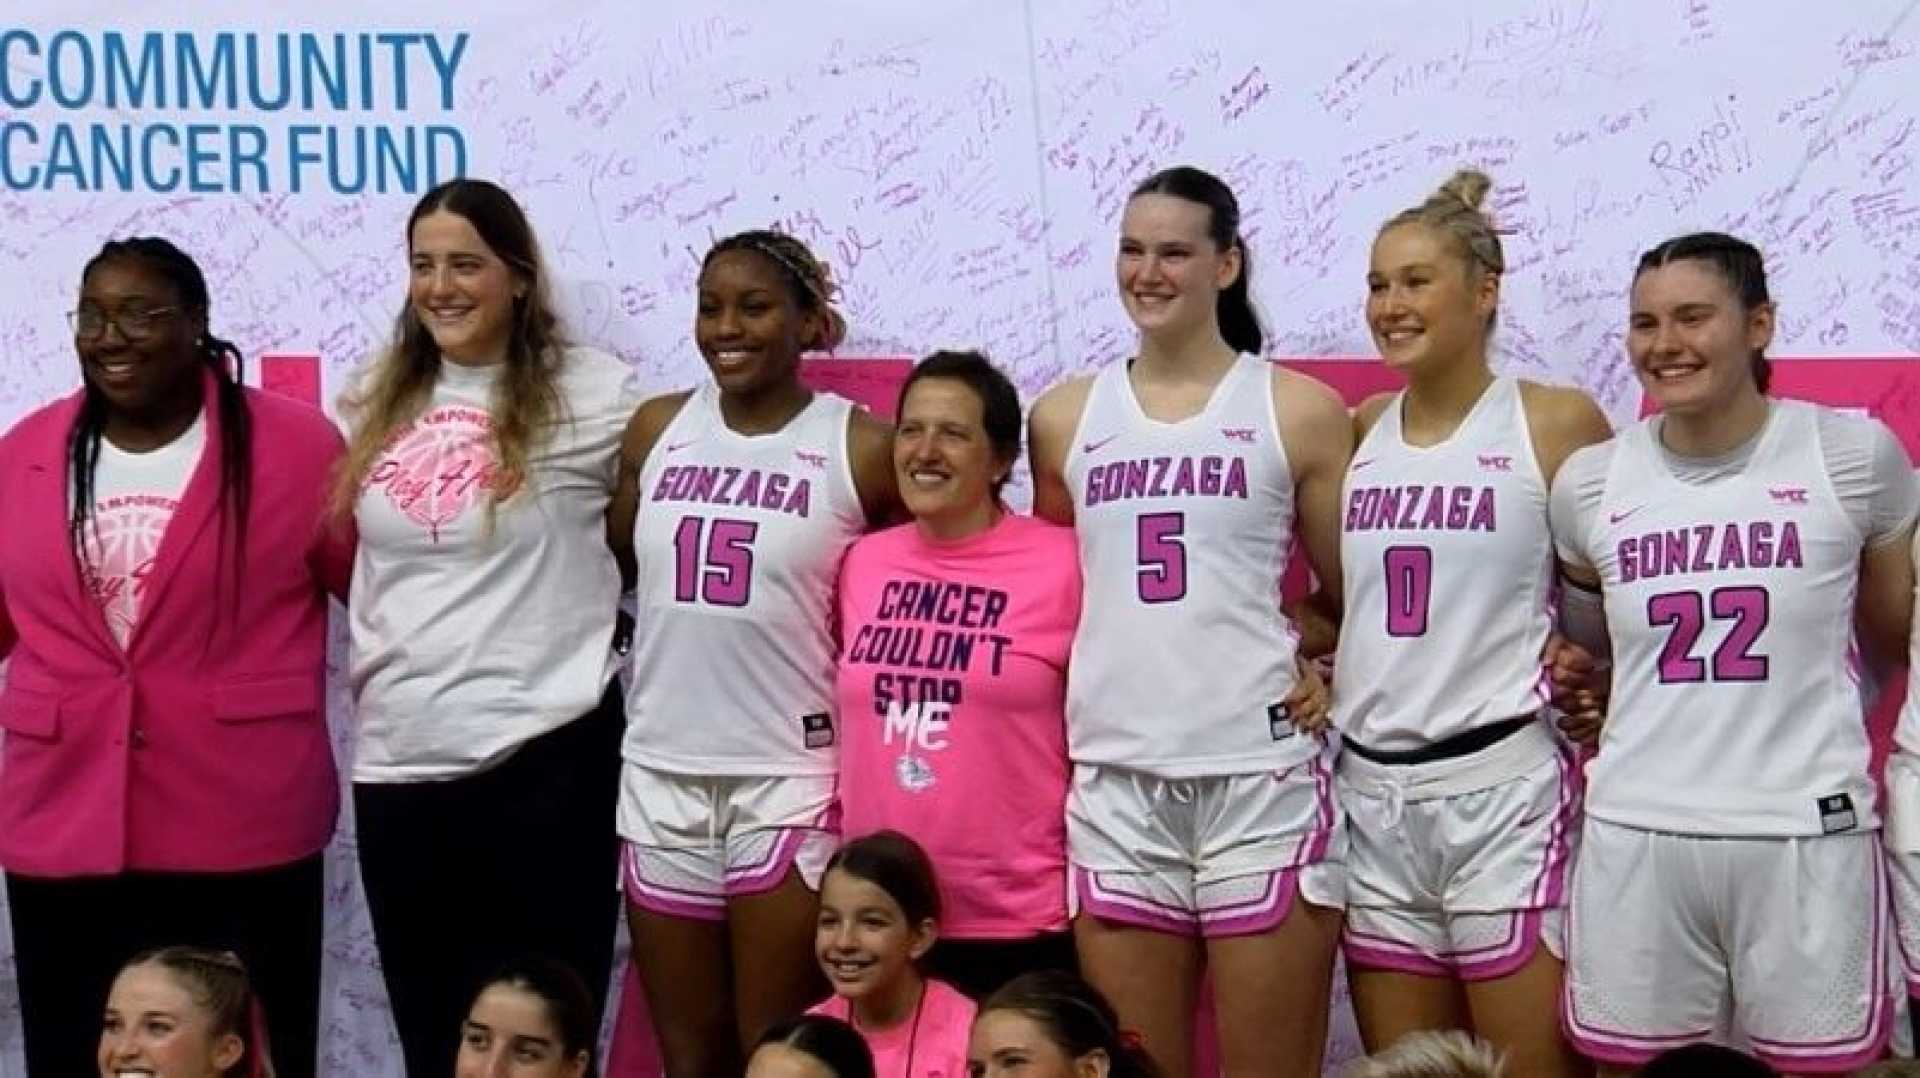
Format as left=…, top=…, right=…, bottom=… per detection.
left=1130, top=166, right=1263, bottom=356
left=755, top=1015, right=876, bottom=1078
left=70, top=238, right=252, bottom=591
left=1216, top=240, right=1261, bottom=356
left=980, top=971, right=1161, bottom=1078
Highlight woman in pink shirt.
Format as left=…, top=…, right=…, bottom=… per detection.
left=834, top=350, right=1081, bottom=997
left=0, top=238, right=353, bottom=1078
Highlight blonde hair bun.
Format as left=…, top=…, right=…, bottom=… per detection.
left=1436, top=169, right=1493, bottom=213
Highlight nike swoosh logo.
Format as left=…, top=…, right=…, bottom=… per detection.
left=1608, top=506, right=1644, bottom=524
left=1081, top=434, right=1118, bottom=454
left=665, top=440, right=698, bottom=453
left=1351, top=458, right=1376, bottom=471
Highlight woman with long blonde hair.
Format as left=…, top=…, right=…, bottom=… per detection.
left=336, top=178, right=636, bottom=1078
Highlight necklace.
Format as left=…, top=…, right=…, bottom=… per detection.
left=854, top=979, right=928, bottom=1077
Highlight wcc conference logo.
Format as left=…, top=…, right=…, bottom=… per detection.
left=0, top=29, right=472, bottom=194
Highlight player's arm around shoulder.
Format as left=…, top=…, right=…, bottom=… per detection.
left=1028, top=374, right=1096, bottom=526
left=848, top=405, right=904, bottom=528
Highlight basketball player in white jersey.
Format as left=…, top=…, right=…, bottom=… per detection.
left=1886, top=528, right=1920, bottom=1047
left=607, top=230, right=899, bottom=1078
left=1029, top=166, right=1350, bottom=1078
left=1551, top=232, right=1917, bottom=1075
left=1334, top=170, right=1610, bottom=1077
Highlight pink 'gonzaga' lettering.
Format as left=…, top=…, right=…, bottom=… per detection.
left=1084, top=455, right=1250, bottom=507
left=1616, top=520, right=1805, bottom=583
left=651, top=464, right=813, bottom=517
left=1344, top=484, right=1497, bottom=533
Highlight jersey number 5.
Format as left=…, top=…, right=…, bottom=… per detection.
left=673, top=516, right=758, bottom=607
left=1136, top=512, right=1187, bottom=603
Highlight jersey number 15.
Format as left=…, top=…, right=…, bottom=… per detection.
left=673, top=516, right=758, bottom=607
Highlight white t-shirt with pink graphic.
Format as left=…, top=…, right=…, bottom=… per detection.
left=346, top=346, right=639, bottom=781
left=78, top=414, right=207, bottom=648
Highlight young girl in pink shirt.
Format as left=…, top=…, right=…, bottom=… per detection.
left=812, top=831, right=977, bottom=1078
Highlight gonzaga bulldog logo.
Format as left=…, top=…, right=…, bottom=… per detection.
left=366, top=406, right=521, bottom=542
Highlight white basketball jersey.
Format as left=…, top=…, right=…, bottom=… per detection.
left=1586, top=401, right=1871, bottom=837
left=1064, top=354, right=1303, bottom=777
left=625, top=384, right=866, bottom=776
left=1333, top=378, right=1553, bottom=750
left=1900, top=528, right=1920, bottom=758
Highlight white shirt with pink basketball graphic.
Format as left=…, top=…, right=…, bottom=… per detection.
left=346, top=346, right=639, bottom=782
left=77, top=413, right=207, bottom=648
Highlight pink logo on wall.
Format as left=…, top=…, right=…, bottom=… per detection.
left=366, top=407, right=516, bottom=543
left=800, top=356, right=915, bottom=419
left=260, top=354, right=323, bottom=407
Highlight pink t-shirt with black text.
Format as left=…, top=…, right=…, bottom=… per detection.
left=810, top=978, right=976, bottom=1078
left=834, top=513, right=1079, bottom=939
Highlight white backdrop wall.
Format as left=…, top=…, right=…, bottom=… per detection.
left=3, top=1, right=1920, bottom=1074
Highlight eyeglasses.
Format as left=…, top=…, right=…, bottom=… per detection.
left=67, top=305, right=180, bottom=342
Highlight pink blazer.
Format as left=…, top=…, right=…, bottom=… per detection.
left=0, top=376, right=355, bottom=877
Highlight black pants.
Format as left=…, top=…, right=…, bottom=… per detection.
left=355, top=686, right=623, bottom=1078
left=8, top=852, right=324, bottom=1078
left=927, top=931, right=1080, bottom=1001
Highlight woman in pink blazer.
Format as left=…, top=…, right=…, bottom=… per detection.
left=0, top=237, right=353, bottom=1078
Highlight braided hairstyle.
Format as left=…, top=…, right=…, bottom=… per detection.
left=1380, top=169, right=1506, bottom=328
left=70, top=238, right=251, bottom=583
left=703, top=229, right=848, bottom=352
left=120, top=947, right=275, bottom=1078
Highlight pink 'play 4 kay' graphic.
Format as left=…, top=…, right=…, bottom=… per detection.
left=80, top=493, right=179, bottom=646
left=365, top=405, right=518, bottom=543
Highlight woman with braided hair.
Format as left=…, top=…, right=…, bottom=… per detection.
left=99, top=947, right=278, bottom=1078
left=1333, top=170, right=1608, bottom=1075
left=608, top=228, right=900, bottom=1078
left=0, top=236, right=353, bottom=1078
